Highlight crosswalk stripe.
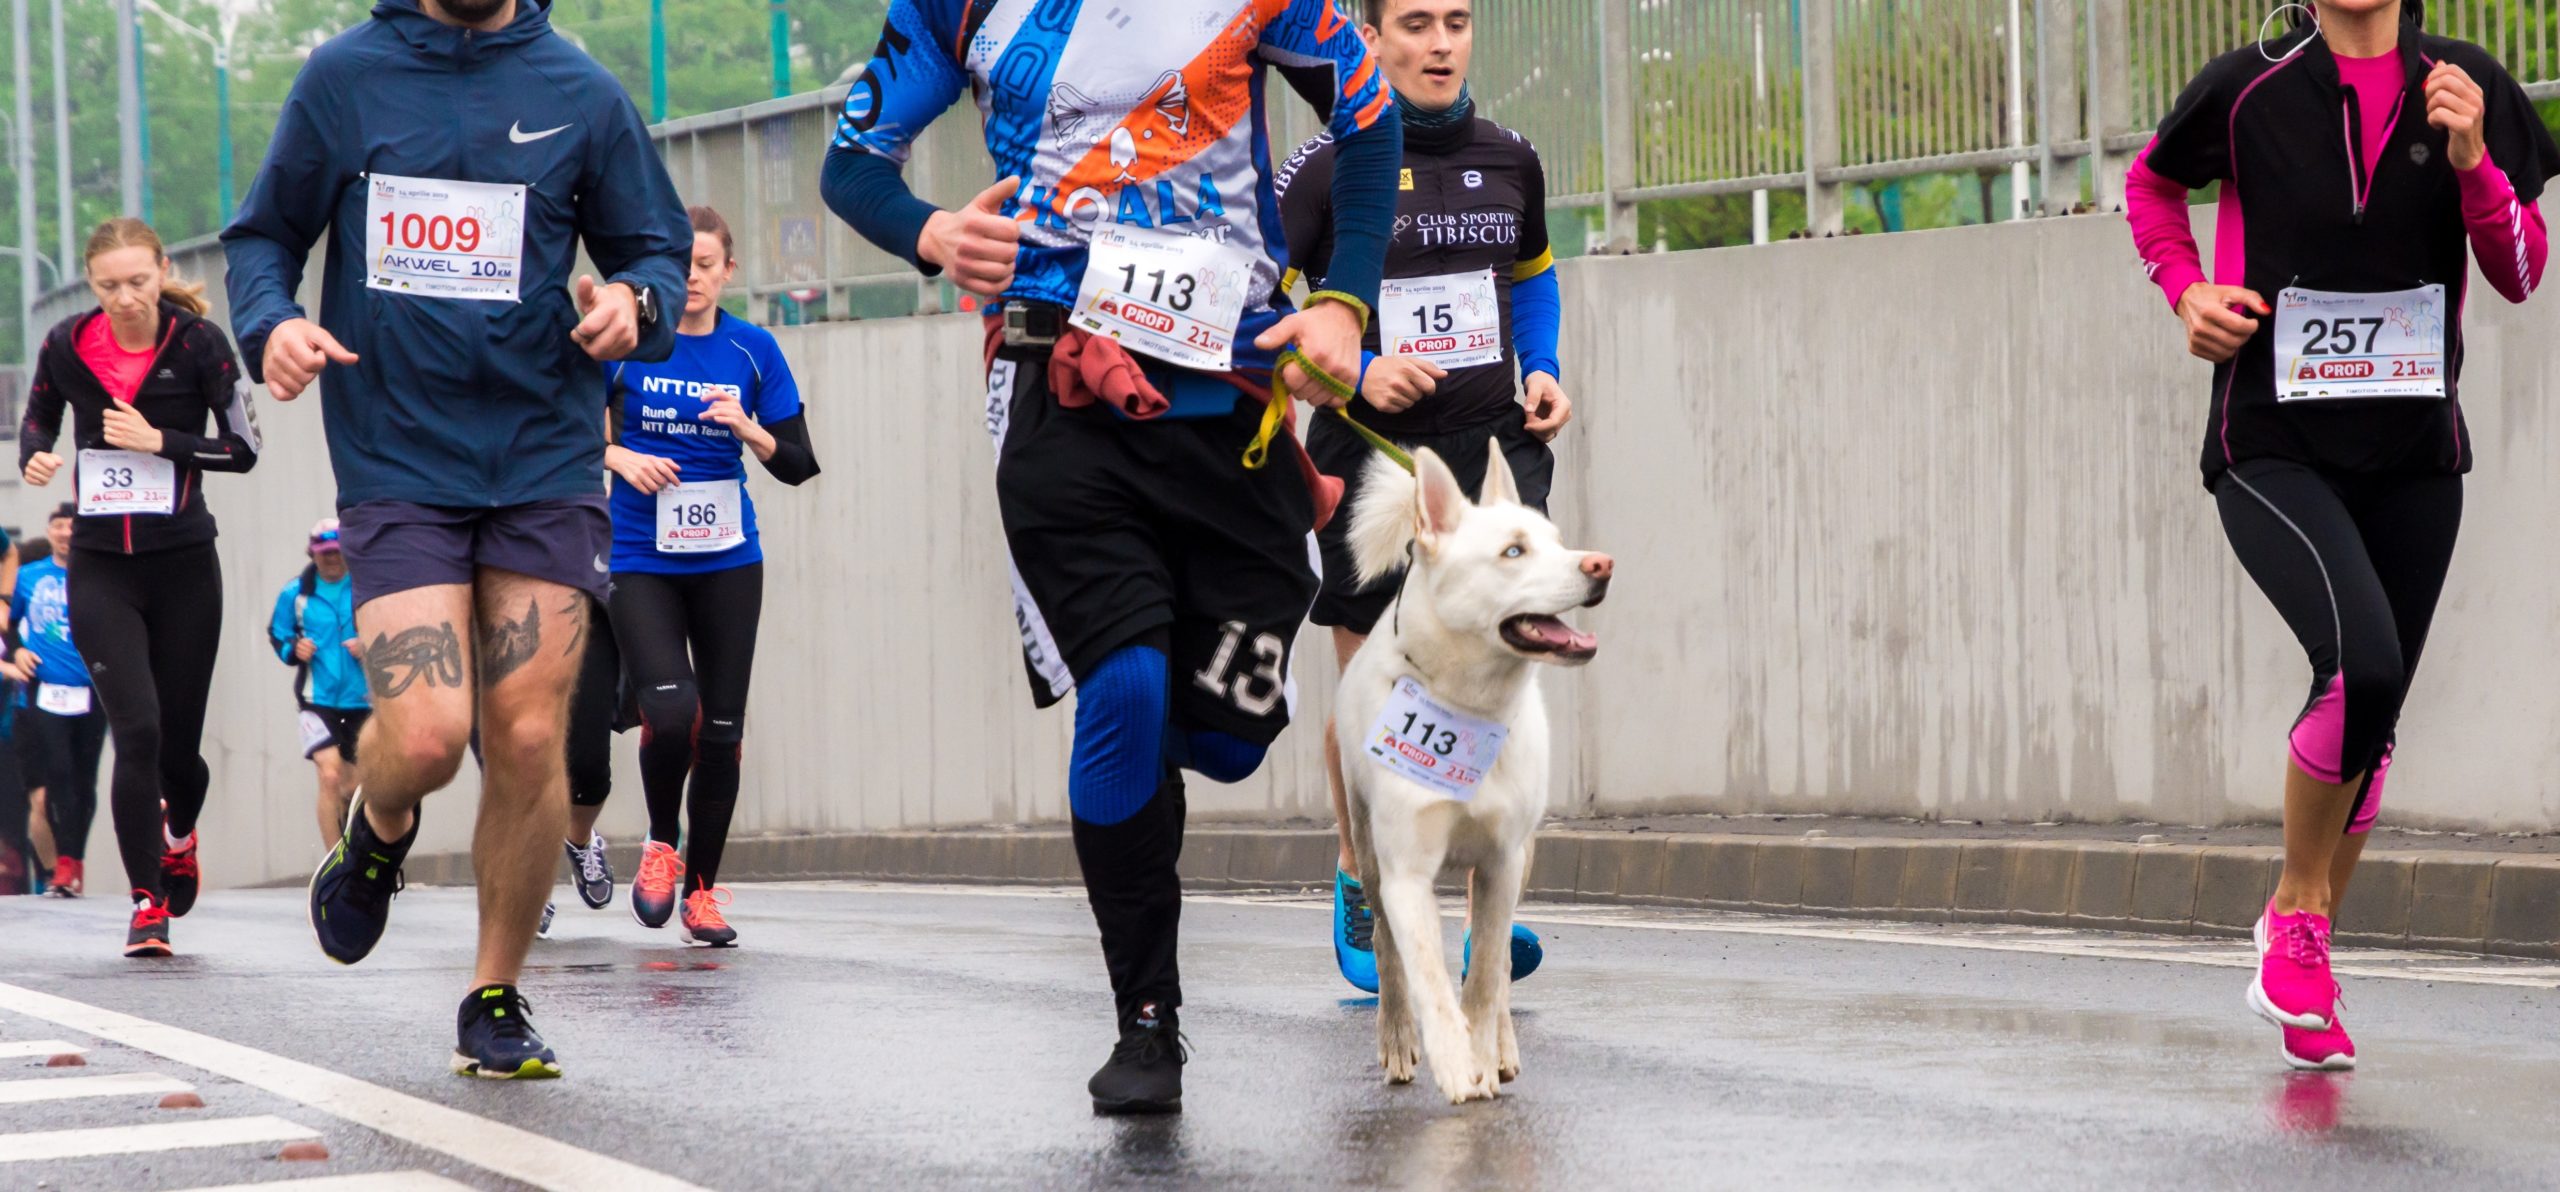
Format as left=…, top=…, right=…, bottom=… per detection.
left=0, top=1040, right=85, bottom=1059
left=166, top=1173, right=480, bottom=1192
left=0, top=982, right=708, bottom=1190
left=0, top=1114, right=317, bottom=1163
left=0, top=1071, right=192, bottom=1104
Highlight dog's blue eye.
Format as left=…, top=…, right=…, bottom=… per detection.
left=1502, top=545, right=1523, bottom=559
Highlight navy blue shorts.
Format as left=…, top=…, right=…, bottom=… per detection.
left=338, top=496, right=611, bottom=608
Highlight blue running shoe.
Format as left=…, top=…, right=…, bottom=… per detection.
left=451, top=984, right=561, bottom=1079
left=1333, top=870, right=1380, bottom=994
left=1463, top=923, right=1545, bottom=983
left=308, top=790, right=415, bottom=966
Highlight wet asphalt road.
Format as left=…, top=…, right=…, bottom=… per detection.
left=4, top=881, right=2559, bottom=1191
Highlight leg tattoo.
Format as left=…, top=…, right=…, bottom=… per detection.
left=480, top=598, right=544, bottom=686
left=366, top=623, right=465, bottom=699
left=559, top=597, right=586, bottom=658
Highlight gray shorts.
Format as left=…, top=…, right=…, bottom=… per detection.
left=338, top=496, right=611, bottom=608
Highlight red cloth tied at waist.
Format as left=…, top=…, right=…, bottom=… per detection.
left=981, top=322, right=1345, bottom=531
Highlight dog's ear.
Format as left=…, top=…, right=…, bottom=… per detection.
left=1412, top=447, right=1468, bottom=550
left=1480, top=438, right=1520, bottom=507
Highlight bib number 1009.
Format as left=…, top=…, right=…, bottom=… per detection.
left=374, top=212, right=505, bottom=278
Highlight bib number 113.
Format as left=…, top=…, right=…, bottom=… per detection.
left=1115, top=264, right=1197, bottom=312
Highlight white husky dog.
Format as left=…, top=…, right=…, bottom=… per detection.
left=1334, top=441, right=1613, bottom=1103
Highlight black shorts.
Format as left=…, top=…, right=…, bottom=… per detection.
left=299, top=705, right=369, bottom=763
left=1306, top=411, right=1555, bottom=633
left=988, top=352, right=1320, bottom=746
left=338, top=496, right=612, bottom=606
left=16, top=704, right=104, bottom=794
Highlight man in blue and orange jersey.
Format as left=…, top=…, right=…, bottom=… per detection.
left=823, top=0, right=1401, bottom=1115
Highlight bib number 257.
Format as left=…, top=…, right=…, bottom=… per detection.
left=2296, top=317, right=2382, bottom=357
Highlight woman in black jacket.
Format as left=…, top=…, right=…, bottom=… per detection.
left=20, top=217, right=260, bottom=957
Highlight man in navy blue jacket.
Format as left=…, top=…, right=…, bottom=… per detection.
left=221, top=0, right=687, bottom=1080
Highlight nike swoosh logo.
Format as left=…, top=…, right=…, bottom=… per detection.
left=510, top=121, right=571, bottom=144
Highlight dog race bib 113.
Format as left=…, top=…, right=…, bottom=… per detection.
left=35, top=683, right=89, bottom=717
left=1070, top=224, right=1252, bottom=372
left=1379, top=268, right=1503, bottom=368
left=2274, top=284, right=2446, bottom=402
left=655, top=479, right=745, bottom=554
left=1364, top=676, right=1509, bottom=801
left=365, top=173, right=526, bottom=302
left=76, top=448, right=174, bottom=516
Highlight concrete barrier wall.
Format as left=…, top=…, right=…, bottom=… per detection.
left=18, top=203, right=2560, bottom=893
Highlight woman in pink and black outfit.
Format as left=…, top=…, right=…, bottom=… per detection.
left=19, top=218, right=261, bottom=957
left=2128, top=0, right=2557, bottom=1070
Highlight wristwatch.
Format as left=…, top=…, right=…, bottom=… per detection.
left=631, top=283, right=660, bottom=332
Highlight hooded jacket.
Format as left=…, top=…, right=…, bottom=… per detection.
left=19, top=303, right=260, bottom=555
left=220, top=0, right=688, bottom=509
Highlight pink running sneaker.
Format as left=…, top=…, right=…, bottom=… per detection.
left=631, top=841, right=684, bottom=929
left=2282, top=1006, right=2356, bottom=1071
left=2250, top=900, right=2337, bottom=1030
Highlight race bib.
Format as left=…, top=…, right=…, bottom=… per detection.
left=34, top=683, right=89, bottom=716
left=1070, top=224, right=1252, bottom=372
left=365, top=173, right=527, bottom=302
left=2275, top=285, right=2446, bottom=401
left=298, top=710, right=335, bottom=754
left=76, top=449, right=174, bottom=516
left=1364, top=676, right=1509, bottom=801
left=1379, top=269, right=1503, bottom=368
left=655, top=479, right=745, bottom=554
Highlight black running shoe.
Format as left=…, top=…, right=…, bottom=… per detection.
left=1088, top=1002, right=1186, bottom=1115
left=161, top=831, right=201, bottom=918
left=451, top=984, right=562, bottom=1080
left=565, top=832, right=615, bottom=910
left=308, top=791, right=415, bottom=965
left=125, top=893, right=172, bottom=958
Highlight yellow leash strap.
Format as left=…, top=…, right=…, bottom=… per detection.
left=1243, top=347, right=1415, bottom=475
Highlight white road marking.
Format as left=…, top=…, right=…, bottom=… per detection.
left=789, top=881, right=2560, bottom=991
left=0, top=982, right=708, bottom=1191
left=170, top=1172, right=479, bottom=1192
left=0, top=1114, right=316, bottom=1163
left=0, top=1071, right=191, bottom=1104
left=0, top=1040, right=84, bottom=1059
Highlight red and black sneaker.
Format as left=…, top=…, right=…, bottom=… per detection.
left=47, top=856, right=83, bottom=898
left=126, top=893, right=173, bottom=958
left=161, top=831, right=201, bottom=918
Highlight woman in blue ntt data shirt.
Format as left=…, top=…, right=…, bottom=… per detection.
left=601, top=206, right=819, bottom=947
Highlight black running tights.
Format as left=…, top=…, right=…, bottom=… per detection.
left=69, top=545, right=221, bottom=902
left=609, top=564, right=762, bottom=893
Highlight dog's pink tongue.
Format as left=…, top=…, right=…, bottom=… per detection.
left=1517, top=615, right=1598, bottom=654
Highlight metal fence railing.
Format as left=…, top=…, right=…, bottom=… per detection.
left=37, top=0, right=2560, bottom=330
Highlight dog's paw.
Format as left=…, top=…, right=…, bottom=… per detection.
left=1497, top=1057, right=1521, bottom=1083
left=1379, top=1039, right=1419, bottom=1084
left=1435, top=1063, right=1499, bottom=1104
